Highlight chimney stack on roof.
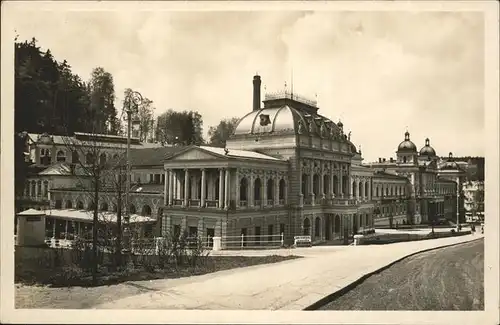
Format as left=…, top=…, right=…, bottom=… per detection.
left=253, top=75, right=261, bottom=112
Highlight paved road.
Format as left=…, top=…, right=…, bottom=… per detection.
left=319, top=238, right=484, bottom=310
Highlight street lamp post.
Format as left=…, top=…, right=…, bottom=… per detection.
left=123, top=91, right=142, bottom=254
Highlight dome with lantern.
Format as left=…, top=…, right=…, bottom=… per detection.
left=397, top=131, right=417, bottom=152
left=419, top=138, right=437, bottom=158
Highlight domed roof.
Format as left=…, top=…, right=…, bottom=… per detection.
left=232, top=105, right=345, bottom=139
left=441, top=152, right=462, bottom=171
left=419, top=138, right=436, bottom=157
left=397, top=131, right=417, bottom=152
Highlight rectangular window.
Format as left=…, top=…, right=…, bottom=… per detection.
left=241, top=228, right=247, bottom=247
left=155, top=174, right=161, bottom=184
left=280, top=223, right=285, bottom=236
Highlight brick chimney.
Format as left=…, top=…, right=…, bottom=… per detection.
left=253, top=75, right=261, bottom=111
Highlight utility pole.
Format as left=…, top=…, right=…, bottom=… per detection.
left=123, top=90, right=142, bottom=254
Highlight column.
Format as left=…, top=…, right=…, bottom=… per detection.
left=218, top=169, right=224, bottom=208
left=356, top=178, right=360, bottom=201
left=368, top=178, right=372, bottom=201
left=263, top=175, right=268, bottom=206
left=224, top=168, right=230, bottom=209
left=64, top=220, right=68, bottom=240
left=349, top=177, right=354, bottom=199
left=339, top=165, right=344, bottom=197
left=309, top=172, right=314, bottom=201
left=201, top=168, right=206, bottom=207
left=168, top=170, right=174, bottom=205
left=52, top=219, right=56, bottom=238
left=330, top=161, right=335, bottom=198
left=164, top=169, right=169, bottom=205
left=249, top=174, right=254, bottom=207
left=274, top=174, right=279, bottom=205
left=319, top=162, right=325, bottom=199
left=183, top=169, right=190, bottom=207
left=235, top=169, right=240, bottom=207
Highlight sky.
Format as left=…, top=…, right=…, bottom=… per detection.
left=9, top=7, right=485, bottom=162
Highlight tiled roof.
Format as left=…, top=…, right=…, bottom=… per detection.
left=38, top=162, right=89, bottom=176
left=130, top=146, right=184, bottom=166
left=27, top=133, right=162, bottom=149
left=199, top=146, right=285, bottom=161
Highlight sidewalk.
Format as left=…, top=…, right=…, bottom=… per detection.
left=95, top=233, right=482, bottom=310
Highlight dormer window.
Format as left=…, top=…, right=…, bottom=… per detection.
left=56, top=150, right=66, bottom=162
left=40, top=148, right=52, bottom=165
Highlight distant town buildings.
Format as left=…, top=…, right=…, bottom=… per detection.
left=17, top=75, right=482, bottom=247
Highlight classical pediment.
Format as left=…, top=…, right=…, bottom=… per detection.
left=166, top=147, right=225, bottom=161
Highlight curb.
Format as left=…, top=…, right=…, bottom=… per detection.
left=303, top=236, right=484, bottom=310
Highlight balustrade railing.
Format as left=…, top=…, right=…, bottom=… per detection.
left=239, top=200, right=248, bottom=207
left=173, top=199, right=183, bottom=206
left=279, top=199, right=285, bottom=205
left=267, top=199, right=274, bottom=206
left=189, top=199, right=200, bottom=207
left=206, top=200, right=218, bottom=208
left=254, top=200, right=262, bottom=207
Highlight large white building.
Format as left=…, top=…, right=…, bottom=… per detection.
left=18, top=75, right=468, bottom=248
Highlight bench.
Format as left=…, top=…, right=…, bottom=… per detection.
left=294, top=235, right=312, bottom=247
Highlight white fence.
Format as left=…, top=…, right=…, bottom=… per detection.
left=221, top=233, right=285, bottom=250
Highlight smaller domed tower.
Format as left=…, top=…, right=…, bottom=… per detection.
left=419, top=138, right=437, bottom=161
left=396, top=131, right=418, bottom=165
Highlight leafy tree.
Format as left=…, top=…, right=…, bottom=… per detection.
left=88, top=67, right=119, bottom=135
left=156, top=109, right=204, bottom=146
left=207, top=117, right=240, bottom=147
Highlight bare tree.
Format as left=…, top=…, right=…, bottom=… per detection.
left=60, top=104, right=129, bottom=283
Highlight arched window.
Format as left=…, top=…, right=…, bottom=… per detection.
left=77, top=201, right=84, bottom=209
left=129, top=204, right=136, bottom=214
left=100, top=202, right=109, bottom=211
left=352, top=181, right=357, bottom=197
left=267, top=179, right=274, bottom=200
left=376, top=186, right=379, bottom=197
left=332, top=175, right=338, bottom=195
left=365, top=182, right=369, bottom=198
left=314, top=217, right=321, bottom=237
left=358, top=182, right=363, bottom=197
left=301, top=174, right=308, bottom=196
left=303, top=218, right=311, bottom=236
left=99, top=153, right=107, bottom=166
left=403, top=156, right=407, bottom=163
left=56, top=150, right=66, bottom=162
left=142, top=205, right=152, bottom=216
left=65, top=200, right=73, bottom=209
left=313, top=174, right=320, bottom=195
left=323, top=174, right=329, bottom=195
left=240, top=178, right=248, bottom=201
left=279, top=179, right=286, bottom=200
left=254, top=178, right=262, bottom=201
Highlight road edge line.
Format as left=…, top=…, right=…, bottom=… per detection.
left=303, top=236, right=484, bottom=310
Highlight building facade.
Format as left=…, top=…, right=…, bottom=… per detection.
left=18, top=75, right=470, bottom=247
